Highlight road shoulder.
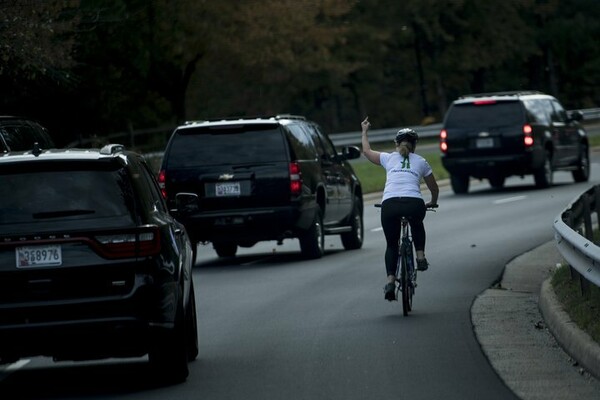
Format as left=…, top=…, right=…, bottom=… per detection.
left=471, top=241, right=600, bottom=399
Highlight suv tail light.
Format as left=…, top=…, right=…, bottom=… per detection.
left=440, top=129, right=448, bottom=153
left=523, top=124, right=534, bottom=147
left=289, top=162, right=302, bottom=196
left=94, top=226, right=161, bottom=259
left=158, top=170, right=167, bottom=198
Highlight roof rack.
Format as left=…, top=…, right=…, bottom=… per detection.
left=459, top=90, right=544, bottom=99
left=100, top=144, right=125, bottom=155
left=184, top=114, right=306, bottom=125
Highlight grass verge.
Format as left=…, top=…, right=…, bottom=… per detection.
left=551, top=265, right=600, bottom=343
left=351, top=144, right=449, bottom=194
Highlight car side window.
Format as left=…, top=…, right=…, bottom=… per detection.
left=550, top=100, right=567, bottom=123
left=523, top=99, right=550, bottom=124
left=304, top=124, right=337, bottom=161
left=286, top=124, right=317, bottom=160
left=137, top=159, right=168, bottom=212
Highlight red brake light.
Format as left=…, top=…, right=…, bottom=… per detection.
left=440, top=129, right=448, bottom=153
left=158, top=170, right=167, bottom=199
left=523, top=124, right=534, bottom=147
left=289, top=162, right=302, bottom=196
left=94, top=226, right=161, bottom=259
left=473, top=100, right=497, bottom=105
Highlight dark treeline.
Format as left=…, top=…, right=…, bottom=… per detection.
left=1, top=0, right=599, bottom=148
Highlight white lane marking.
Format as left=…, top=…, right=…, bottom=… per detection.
left=5, top=359, right=30, bottom=371
left=371, top=227, right=383, bottom=232
left=493, top=195, right=527, bottom=205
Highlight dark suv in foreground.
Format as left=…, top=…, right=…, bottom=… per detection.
left=0, top=144, right=197, bottom=382
left=159, top=114, right=364, bottom=259
left=439, top=91, right=589, bottom=193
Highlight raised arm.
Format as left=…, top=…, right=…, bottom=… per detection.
left=361, top=117, right=381, bottom=165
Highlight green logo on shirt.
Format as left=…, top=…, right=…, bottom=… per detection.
left=401, top=156, right=411, bottom=169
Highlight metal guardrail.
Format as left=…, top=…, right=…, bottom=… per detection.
left=67, top=108, right=600, bottom=150
left=554, top=185, right=600, bottom=290
left=330, top=107, right=600, bottom=146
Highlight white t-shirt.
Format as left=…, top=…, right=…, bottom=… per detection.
left=379, top=152, right=433, bottom=202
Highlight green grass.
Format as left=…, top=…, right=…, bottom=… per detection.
left=551, top=265, right=600, bottom=343
left=351, top=146, right=449, bottom=194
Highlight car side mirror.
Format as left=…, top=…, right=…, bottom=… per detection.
left=175, top=192, right=199, bottom=215
left=569, top=110, right=584, bottom=122
left=341, top=145, right=361, bottom=160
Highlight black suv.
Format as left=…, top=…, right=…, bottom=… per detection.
left=439, top=91, right=589, bottom=193
left=0, top=144, right=197, bottom=382
left=159, top=115, right=364, bottom=259
left=0, top=116, right=55, bottom=153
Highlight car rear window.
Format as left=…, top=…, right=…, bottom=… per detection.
left=167, top=124, right=288, bottom=168
left=0, top=166, right=135, bottom=225
left=445, top=101, right=525, bottom=128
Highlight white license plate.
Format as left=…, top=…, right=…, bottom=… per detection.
left=476, top=138, right=494, bottom=148
left=16, top=245, right=62, bottom=268
left=215, top=182, right=241, bottom=197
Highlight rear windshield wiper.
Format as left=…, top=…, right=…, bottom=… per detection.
left=32, top=209, right=96, bottom=219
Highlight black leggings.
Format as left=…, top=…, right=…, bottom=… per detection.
left=381, top=197, right=426, bottom=276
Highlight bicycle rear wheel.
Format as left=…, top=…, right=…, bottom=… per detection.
left=400, top=245, right=411, bottom=316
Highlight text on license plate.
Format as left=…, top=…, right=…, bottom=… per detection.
left=216, top=182, right=241, bottom=197
left=16, top=245, right=62, bottom=268
left=476, top=138, right=494, bottom=148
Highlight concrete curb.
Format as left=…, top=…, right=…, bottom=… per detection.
left=539, top=278, right=600, bottom=380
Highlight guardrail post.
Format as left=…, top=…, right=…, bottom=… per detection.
left=595, top=186, right=600, bottom=243
left=579, top=194, right=592, bottom=297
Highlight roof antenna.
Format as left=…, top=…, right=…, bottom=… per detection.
left=32, top=142, right=42, bottom=157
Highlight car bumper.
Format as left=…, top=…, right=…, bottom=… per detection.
left=0, top=270, right=180, bottom=363
left=179, top=205, right=316, bottom=243
left=442, top=150, right=544, bottom=178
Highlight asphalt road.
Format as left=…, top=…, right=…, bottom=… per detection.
left=1, top=157, right=598, bottom=399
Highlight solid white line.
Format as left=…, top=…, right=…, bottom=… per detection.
left=493, top=195, right=527, bottom=205
left=371, top=227, right=383, bottom=232
left=5, top=359, right=30, bottom=371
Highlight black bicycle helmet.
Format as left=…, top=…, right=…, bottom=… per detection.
left=394, top=128, right=419, bottom=149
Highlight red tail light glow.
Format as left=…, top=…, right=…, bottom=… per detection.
left=473, top=100, right=497, bottom=105
left=523, top=124, right=534, bottom=147
left=289, top=162, right=302, bottom=196
left=158, top=170, right=167, bottom=199
left=440, top=129, right=448, bottom=154
left=94, top=226, right=161, bottom=259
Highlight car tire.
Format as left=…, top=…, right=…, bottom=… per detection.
left=534, top=150, right=553, bottom=188
left=572, top=145, right=590, bottom=183
left=450, top=174, right=469, bottom=194
left=186, top=283, right=199, bottom=362
left=149, top=287, right=189, bottom=383
left=213, top=242, right=237, bottom=258
left=488, top=176, right=505, bottom=189
left=299, top=207, right=324, bottom=259
left=341, top=197, right=363, bottom=250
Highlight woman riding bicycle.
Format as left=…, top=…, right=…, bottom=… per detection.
left=361, top=117, right=439, bottom=301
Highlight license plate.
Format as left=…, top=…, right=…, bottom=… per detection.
left=476, top=138, right=494, bottom=148
left=215, top=182, right=241, bottom=197
left=16, top=245, right=62, bottom=268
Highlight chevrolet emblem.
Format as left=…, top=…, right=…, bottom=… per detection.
left=219, top=173, right=234, bottom=180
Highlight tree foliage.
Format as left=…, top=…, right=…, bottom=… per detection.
left=0, top=0, right=598, bottom=147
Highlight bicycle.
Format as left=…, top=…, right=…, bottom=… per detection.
left=375, top=203, right=437, bottom=316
